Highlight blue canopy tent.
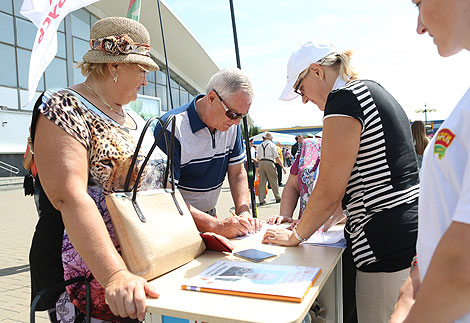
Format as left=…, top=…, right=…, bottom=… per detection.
left=250, top=132, right=297, bottom=146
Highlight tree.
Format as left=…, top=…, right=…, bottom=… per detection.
left=241, top=123, right=260, bottom=138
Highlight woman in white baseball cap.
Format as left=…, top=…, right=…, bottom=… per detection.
left=264, top=41, right=420, bottom=323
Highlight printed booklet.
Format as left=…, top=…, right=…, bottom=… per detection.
left=182, top=260, right=321, bottom=302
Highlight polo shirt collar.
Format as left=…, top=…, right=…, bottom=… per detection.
left=188, top=94, right=207, bottom=133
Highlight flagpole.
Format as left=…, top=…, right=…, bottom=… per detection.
left=228, top=0, right=257, bottom=218
left=156, top=0, right=174, bottom=110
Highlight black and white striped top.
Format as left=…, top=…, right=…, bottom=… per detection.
left=324, top=80, right=419, bottom=271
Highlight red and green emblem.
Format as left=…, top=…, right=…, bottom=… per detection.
left=434, top=128, right=456, bottom=159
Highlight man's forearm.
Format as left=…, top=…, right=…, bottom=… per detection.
left=228, top=164, right=250, bottom=214
left=187, top=203, right=219, bottom=233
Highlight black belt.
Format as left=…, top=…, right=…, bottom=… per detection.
left=260, top=158, right=274, bottom=163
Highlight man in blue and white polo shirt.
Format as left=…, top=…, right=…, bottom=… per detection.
left=154, top=68, right=262, bottom=238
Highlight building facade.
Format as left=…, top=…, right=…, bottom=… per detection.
left=0, top=0, right=219, bottom=176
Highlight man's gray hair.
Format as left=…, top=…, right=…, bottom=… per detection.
left=205, top=67, right=254, bottom=102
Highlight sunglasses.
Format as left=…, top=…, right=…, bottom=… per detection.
left=293, top=68, right=309, bottom=96
left=90, top=34, right=151, bottom=57
left=212, top=88, right=246, bottom=120
left=293, top=55, right=333, bottom=96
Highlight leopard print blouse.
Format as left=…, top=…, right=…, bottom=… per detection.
left=39, top=88, right=166, bottom=321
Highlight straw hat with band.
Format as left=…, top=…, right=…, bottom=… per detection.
left=83, top=16, right=159, bottom=71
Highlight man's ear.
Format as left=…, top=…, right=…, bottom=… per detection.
left=207, top=89, right=216, bottom=103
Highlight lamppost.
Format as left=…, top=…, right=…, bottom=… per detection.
left=415, top=104, right=437, bottom=125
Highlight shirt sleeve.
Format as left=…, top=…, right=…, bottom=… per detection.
left=228, top=125, right=246, bottom=165
left=323, top=88, right=365, bottom=129
left=452, top=152, right=470, bottom=224
left=39, top=90, right=91, bottom=151
left=290, top=156, right=300, bottom=175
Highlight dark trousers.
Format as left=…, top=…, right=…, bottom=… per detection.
left=29, top=178, right=65, bottom=311
left=342, top=247, right=358, bottom=323
left=275, top=163, right=282, bottom=186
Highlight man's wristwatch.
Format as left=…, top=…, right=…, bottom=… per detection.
left=292, top=223, right=307, bottom=242
left=237, top=211, right=251, bottom=218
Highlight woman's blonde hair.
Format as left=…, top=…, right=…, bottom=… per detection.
left=75, top=61, right=109, bottom=79
left=317, top=50, right=359, bottom=81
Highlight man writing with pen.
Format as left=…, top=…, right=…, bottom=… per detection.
left=154, top=68, right=262, bottom=238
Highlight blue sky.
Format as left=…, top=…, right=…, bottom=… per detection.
left=164, top=0, right=470, bottom=129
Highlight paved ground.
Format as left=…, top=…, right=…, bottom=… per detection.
left=0, top=176, right=292, bottom=322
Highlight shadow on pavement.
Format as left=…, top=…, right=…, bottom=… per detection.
left=0, top=264, right=30, bottom=277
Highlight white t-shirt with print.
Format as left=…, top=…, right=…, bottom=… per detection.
left=417, top=86, right=470, bottom=322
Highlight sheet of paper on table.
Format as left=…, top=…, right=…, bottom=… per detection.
left=302, top=225, right=346, bottom=248
left=232, top=223, right=290, bottom=241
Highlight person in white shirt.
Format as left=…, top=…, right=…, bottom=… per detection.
left=257, top=133, right=285, bottom=205
left=390, top=1, right=470, bottom=322
left=249, top=139, right=259, bottom=179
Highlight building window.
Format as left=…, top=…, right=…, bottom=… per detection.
left=0, top=0, right=13, bottom=14
left=71, top=10, right=91, bottom=40
left=45, top=58, right=67, bottom=89
left=0, top=5, right=199, bottom=113
left=0, top=11, right=14, bottom=44
left=73, top=36, right=89, bottom=63
left=0, top=1, right=72, bottom=111
left=157, top=84, right=168, bottom=111
left=0, top=43, right=17, bottom=87
left=16, top=17, right=35, bottom=49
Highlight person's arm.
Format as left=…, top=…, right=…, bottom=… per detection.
left=227, top=162, right=250, bottom=214
left=275, top=156, right=286, bottom=173
left=263, top=116, right=361, bottom=246
left=227, top=162, right=263, bottom=232
left=390, top=263, right=421, bottom=323
left=35, top=115, right=158, bottom=321
left=268, top=173, right=299, bottom=224
left=186, top=203, right=253, bottom=238
left=399, top=221, right=470, bottom=322
left=322, top=204, right=346, bottom=232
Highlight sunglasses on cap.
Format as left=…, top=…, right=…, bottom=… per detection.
left=212, top=88, right=247, bottom=120
left=90, top=34, right=151, bottom=57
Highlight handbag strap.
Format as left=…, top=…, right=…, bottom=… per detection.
left=123, top=115, right=183, bottom=222
left=123, top=116, right=159, bottom=191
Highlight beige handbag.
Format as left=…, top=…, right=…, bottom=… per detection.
left=106, top=116, right=206, bottom=281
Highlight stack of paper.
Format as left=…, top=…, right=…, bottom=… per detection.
left=303, top=225, right=346, bottom=248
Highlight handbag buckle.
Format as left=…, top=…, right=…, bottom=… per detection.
left=132, top=200, right=146, bottom=223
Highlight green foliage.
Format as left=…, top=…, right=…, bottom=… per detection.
left=240, top=124, right=260, bottom=137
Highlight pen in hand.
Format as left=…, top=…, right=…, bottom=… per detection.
left=229, top=209, right=256, bottom=234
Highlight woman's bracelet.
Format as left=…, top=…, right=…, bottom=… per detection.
left=411, top=255, right=418, bottom=271
left=292, top=223, right=307, bottom=242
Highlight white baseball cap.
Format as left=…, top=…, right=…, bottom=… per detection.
left=279, top=42, right=336, bottom=101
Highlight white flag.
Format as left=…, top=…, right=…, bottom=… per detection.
left=21, top=0, right=99, bottom=101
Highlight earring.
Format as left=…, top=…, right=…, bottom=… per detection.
left=113, top=75, right=118, bottom=83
